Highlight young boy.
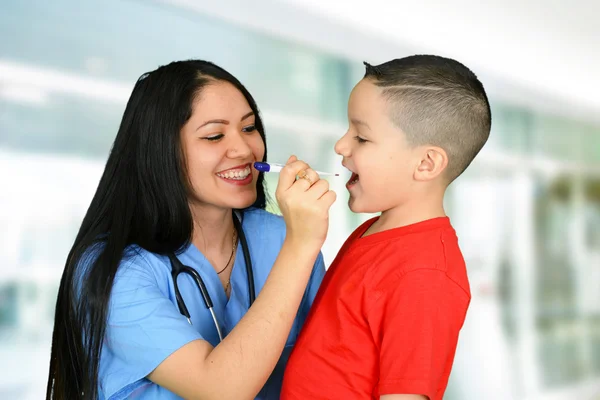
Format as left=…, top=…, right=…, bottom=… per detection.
left=280, top=55, right=492, bottom=400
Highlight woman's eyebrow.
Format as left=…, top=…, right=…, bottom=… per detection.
left=241, top=111, right=254, bottom=121
left=197, top=111, right=255, bottom=131
left=197, top=119, right=228, bottom=130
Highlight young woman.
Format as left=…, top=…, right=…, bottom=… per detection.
left=46, top=60, right=335, bottom=400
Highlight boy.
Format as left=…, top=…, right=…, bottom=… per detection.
left=280, top=55, right=491, bottom=400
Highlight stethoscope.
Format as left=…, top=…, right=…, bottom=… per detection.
left=168, top=211, right=255, bottom=342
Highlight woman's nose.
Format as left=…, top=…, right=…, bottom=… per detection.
left=227, top=131, right=253, bottom=158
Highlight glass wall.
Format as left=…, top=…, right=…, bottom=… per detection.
left=1, top=1, right=599, bottom=398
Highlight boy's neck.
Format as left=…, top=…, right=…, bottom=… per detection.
left=364, top=197, right=446, bottom=237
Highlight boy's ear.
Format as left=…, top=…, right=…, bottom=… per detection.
left=414, top=146, right=448, bottom=182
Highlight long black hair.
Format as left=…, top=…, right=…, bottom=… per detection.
left=46, top=60, right=267, bottom=399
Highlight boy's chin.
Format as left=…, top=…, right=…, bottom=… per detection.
left=348, top=202, right=359, bottom=213
left=347, top=196, right=379, bottom=214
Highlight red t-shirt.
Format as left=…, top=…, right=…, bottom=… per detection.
left=281, top=217, right=471, bottom=400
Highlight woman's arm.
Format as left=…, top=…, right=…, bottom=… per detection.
left=148, top=158, right=336, bottom=400
left=148, top=239, right=320, bottom=399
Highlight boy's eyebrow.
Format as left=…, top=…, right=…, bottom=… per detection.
left=351, top=118, right=371, bottom=131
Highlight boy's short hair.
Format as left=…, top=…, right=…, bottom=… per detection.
left=364, top=55, right=491, bottom=182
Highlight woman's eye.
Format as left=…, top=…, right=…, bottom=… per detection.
left=204, top=134, right=224, bottom=141
left=354, top=136, right=367, bottom=144
left=242, top=125, right=257, bottom=133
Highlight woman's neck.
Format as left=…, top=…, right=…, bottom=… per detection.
left=190, top=205, right=236, bottom=256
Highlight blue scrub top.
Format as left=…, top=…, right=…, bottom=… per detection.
left=95, top=208, right=325, bottom=399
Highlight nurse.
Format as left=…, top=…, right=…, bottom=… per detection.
left=45, top=60, right=336, bottom=400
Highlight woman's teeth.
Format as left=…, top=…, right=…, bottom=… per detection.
left=349, top=173, right=359, bottom=185
left=217, top=166, right=251, bottom=180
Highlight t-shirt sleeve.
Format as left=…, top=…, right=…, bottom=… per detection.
left=100, top=255, right=203, bottom=399
left=367, top=269, right=470, bottom=399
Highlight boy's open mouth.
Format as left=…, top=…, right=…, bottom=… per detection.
left=347, top=172, right=359, bottom=186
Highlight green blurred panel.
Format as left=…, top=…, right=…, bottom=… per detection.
left=242, top=51, right=350, bottom=124
left=533, top=172, right=600, bottom=389
left=580, top=123, right=600, bottom=163
left=489, top=103, right=532, bottom=152
left=531, top=114, right=583, bottom=162
left=537, top=321, right=589, bottom=388
left=592, top=319, right=600, bottom=374
left=0, top=97, right=120, bottom=159
left=534, top=177, right=576, bottom=316
left=0, top=0, right=348, bottom=125
left=0, top=285, right=18, bottom=328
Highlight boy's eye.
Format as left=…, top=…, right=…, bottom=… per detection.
left=204, top=134, right=224, bottom=142
left=242, top=124, right=257, bottom=133
left=354, top=136, right=368, bottom=144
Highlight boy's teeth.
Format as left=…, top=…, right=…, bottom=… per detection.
left=218, top=166, right=251, bottom=180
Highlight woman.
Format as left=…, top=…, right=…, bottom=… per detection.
left=46, top=60, right=336, bottom=400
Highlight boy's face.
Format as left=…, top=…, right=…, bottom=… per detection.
left=334, top=79, right=421, bottom=213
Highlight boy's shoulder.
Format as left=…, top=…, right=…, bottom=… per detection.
left=384, top=223, right=470, bottom=300
left=335, top=217, right=469, bottom=297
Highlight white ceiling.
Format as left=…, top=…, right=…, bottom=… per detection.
left=166, top=0, right=599, bottom=123
left=278, top=0, right=600, bottom=121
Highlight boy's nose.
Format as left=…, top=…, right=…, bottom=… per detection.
left=334, top=136, right=349, bottom=157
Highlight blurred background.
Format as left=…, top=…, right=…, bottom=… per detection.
left=1, top=0, right=599, bottom=398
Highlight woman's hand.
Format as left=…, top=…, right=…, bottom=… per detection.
left=275, top=155, right=337, bottom=249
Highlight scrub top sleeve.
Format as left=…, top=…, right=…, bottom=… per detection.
left=298, top=252, right=326, bottom=322
left=101, top=255, right=202, bottom=398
